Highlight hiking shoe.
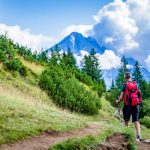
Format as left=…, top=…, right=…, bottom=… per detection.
left=136, top=135, right=142, bottom=142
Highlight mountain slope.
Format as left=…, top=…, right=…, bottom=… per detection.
left=48, top=32, right=106, bottom=53
left=47, top=32, right=150, bottom=89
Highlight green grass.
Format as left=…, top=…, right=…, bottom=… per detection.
left=49, top=129, right=113, bottom=150
left=0, top=60, right=150, bottom=147
left=20, top=57, right=46, bottom=76
left=140, top=116, right=150, bottom=128
left=0, top=87, right=88, bottom=144
left=49, top=127, right=137, bottom=150
left=0, top=64, right=89, bottom=144
left=49, top=96, right=150, bottom=150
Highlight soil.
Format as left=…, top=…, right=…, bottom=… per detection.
left=0, top=124, right=101, bottom=150
left=93, top=133, right=150, bottom=150
left=93, top=133, right=128, bottom=150
left=0, top=125, right=150, bottom=150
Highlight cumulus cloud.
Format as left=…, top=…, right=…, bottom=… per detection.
left=61, top=25, right=93, bottom=38
left=74, top=50, right=89, bottom=67
left=145, top=55, right=150, bottom=70
left=62, top=0, right=150, bottom=68
left=92, top=0, right=139, bottom=54
left=96, top=50, right=121, bottom=69
left=92, top=0, right=150, bottom=66
left=0, top=24, right=56, bottom=52
left=74, top=49, right=121, bottom=69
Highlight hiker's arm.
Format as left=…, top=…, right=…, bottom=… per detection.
left=116, top=92, right=124, bottom=104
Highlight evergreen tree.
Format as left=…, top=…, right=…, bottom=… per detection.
left=115, top=55, right=128, bottom=89
left=49, top=45, right=61, bottom=65
left=0, top=35, right=15, bottom=62
left=132, top=61, right=143, bottom=88
left=121, top=55, right=128, bottom=72
left=111, top=79, right=115, bottom=90
left=82, top=48, right=102, bottom=81
left=37, top=48, right=48, bottom=63
left=61, top=48, right=76, bottom=68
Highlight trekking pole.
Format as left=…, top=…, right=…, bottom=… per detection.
left=117, top=104, right=124, bottom=123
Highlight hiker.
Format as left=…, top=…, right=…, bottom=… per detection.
left=116, top=72, right=142, bottom=142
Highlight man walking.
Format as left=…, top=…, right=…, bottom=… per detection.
left=116, top=72, right=142, bottom=142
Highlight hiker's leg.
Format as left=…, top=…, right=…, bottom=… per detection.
left=132, top=105, right=141, bottom=140
left=134, top=121, right=141, bottom=137
left=123, top=105, right=130, bottom=126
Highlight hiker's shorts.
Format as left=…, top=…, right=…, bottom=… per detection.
left=123, top=105, right=140, bottom=122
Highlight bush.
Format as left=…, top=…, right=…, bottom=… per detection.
left=4, top=58, right=22, bottom=71
left=74, top=69, right=106, bottom=97
left=140, top=116, right=150, bottom=128
left=0, top=49, right=6, bottom=62
left=74, top=69, right=93, bottom=86
left=4, top=58, right=28, bottom=76
left=105, top=88, right=118, bottom=107
left=19, top=66, right=28, bottom=76
left=139, top=99, right=150, bottom=118
left=39, top=65, right=101, bottom=115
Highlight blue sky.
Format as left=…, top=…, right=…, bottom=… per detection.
left=1, top=0, right=150, bottom=69
left=0, top=0, right=113, bottom=37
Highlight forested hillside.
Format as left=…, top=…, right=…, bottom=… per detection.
left=0, top=35, right=150, bottom=149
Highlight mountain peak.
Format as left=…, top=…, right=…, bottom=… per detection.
left=48, top=32, right=106, bottom=54
left=69, top=32, right=82, bottom=36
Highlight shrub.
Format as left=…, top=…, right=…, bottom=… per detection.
left=139, top=99, right=150, bottom=119
left=39, top=65, right=101, bottom=115
left=105, top=88, right=118, bottom=107
left=4, top=58, right=22, bottom=71
left=74, top=69, right=106, bottom=97
left=0, top=49, right=6, bottom=62
left=140, top=116, right=150, bottom=128
left=19, top=66, right=28, bottom=76
left=4, top=58, right=28, bottom=76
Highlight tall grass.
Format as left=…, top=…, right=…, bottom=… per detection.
left=20, top=57, right=46, bottom=75
left=0, top=86, right=87, bottom=144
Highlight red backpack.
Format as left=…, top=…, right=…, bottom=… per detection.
left=123, top=81, right=142, bottom=106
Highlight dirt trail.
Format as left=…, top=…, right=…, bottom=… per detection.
left=93, top=133, right=150, bottom=150
left=93, top=133, right=129, bottom=150
left=137, top=140, right=150, bottom=150
left=0, top=124, right=101, bottom=150
left=0, top=124, right=150, bottom=150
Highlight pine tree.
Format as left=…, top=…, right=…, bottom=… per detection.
left=66, top=48, right=76, bottom=68
left=115, top=55, right=128, bottom=89
left=111, top=79, right=115, bottom=90
left=61, top=48, right=76, bottom=68
left=132, top=61, right=143, bottom=88
left=0, top=35, right=15, bottom=61
left=82, top=48, right=102, bottom=82
left=121, top=55, right=128, bottom=72
left=49, top=45, right=61, bottom=65
left=37, top=49, right=47, bottom=63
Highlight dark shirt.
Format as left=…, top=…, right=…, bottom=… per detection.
left=121, top=83, right=126, bottom=92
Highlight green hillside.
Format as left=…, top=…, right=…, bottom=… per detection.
left=0, top=35, right=150, bottom=149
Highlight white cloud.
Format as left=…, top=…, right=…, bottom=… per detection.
left=61, top=25, right=93, bottom=38
left=92, top=0, right=139, bottom=54
left=74, top=49, right=121, bottom=69
left=96, top=50, right=121, bottom=69
left=145, top=55, right=150, bottom=70
left=74, top=50, right=89, bottom=67
left=91, top=0, right=150, bottom=66
left=0, top=24, right=56, bottom=52
left=104, top=37, right=114, bottom=44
